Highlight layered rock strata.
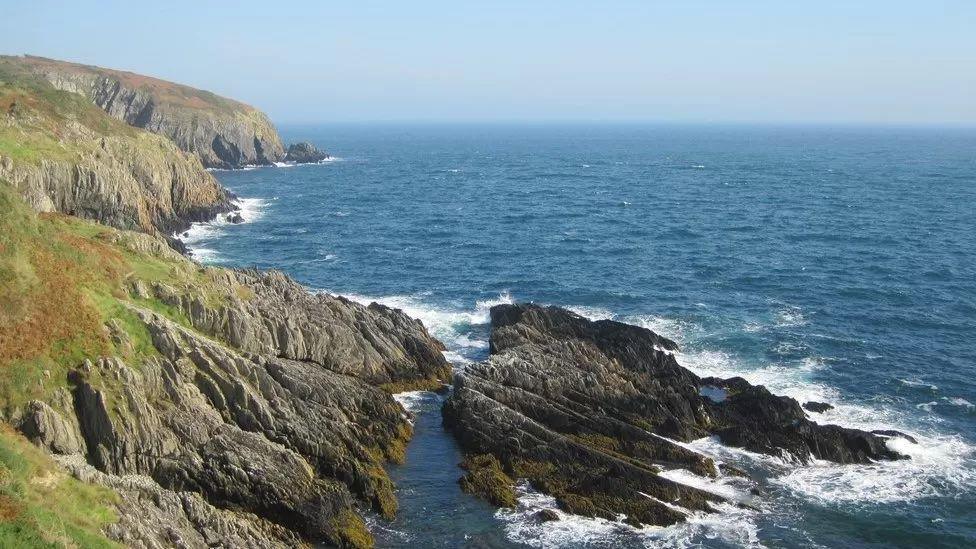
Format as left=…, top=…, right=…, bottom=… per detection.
left=8, top=228, right=451, bottom=547
left=6, top=55, right=285, bottom=168
left=443, top=303, right=907, bottom=527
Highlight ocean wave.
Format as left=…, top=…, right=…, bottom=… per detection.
left=209, top=158, right=342, bottom=172
left=774, top=305, right=808, bottom=328
left=899, top=378, right=939, bottom=391
left=498, top=481, right=763, bottom=549
left=565, top=305, right=615, bottom=321
left=392, top=390, right=436, bottom=416
left=179, top=196, right=270, bottom=262
left=335, top=291, right=514, bottom=364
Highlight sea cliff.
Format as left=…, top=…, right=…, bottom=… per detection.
left=5, top=55, right=285, bottom=169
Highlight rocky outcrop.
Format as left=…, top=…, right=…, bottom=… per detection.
left=5, top=55, right=285, bottom=168
left=59, top=454, right=304, bottom=549
left=0, top=137, right=234, bottom=235
left=6, top=224, right=451, bottom=547
left=145, top=268, right=450, bottom=388
left=0, top=58, right=235, bottom=234
left=284, top=142, right=330, bottom=163
left=443, top=304, right=907, bottom=527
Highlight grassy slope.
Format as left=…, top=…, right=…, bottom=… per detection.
left=1, top=55, right=278, bottom=153
left=11, top=55, right=256, bottom=115
left=0, top=180, right=258, bottom=547
left=0, top=179, right=247, bottom=410
left=0, top=59, right=138, bottom=166
left=0, top=425, right=119, bottom=548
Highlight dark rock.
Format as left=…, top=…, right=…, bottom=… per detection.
left=872, top=429, right=918, bottom=444
left=536, top=509, right=561, bottom=522
left=284, top=142, right=330, bottom=163
left=444, top=303, right=907, bottom=528
left=719, top=463, right=750, bottom=478
left=226, top=212, right=245, bottom=224
left=803, top=401, right=834, bottom=413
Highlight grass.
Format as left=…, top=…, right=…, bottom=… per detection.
left=0, top=181, right=194, bottom=410
left=0, top=425, right=120, bottom=548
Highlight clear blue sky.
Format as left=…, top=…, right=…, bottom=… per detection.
left=2, top=1, right=974, bottom=125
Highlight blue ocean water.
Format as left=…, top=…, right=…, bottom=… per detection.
left=190, top=124, right=976, bottom=548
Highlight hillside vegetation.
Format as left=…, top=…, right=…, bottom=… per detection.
left=0, top=58, right=232, bottom=234
left=2, top=55, right=285, bottom=169
left=0, top=180, right=450, bottom=548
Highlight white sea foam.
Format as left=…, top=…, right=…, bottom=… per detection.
left=899, top=378, right=939, bottom=391
left=657, top=468, right=752, bottom=502
left=619, top=312, right=976, bottom=508
left=565, top=305, right=615, bottom=321
left=774, top=433, right=976, bottom=505
left=498, top=482, right=764, bottom=549
left=335, top=291, right=514, bottom=364
left=774, top=306, right=808, bottom=327
left=392, top=390, right=432, bottom=415
left=178, top=196, right=270, bottom=262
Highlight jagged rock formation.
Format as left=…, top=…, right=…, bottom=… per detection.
left=4, top=55, right=285, bottom=168
left=443, top=304, right=907, bottom=527
left=0, top=57, right=235, bottom=234
left=0, top=194, right=451, bottom=547
left=149, top=268, right=449, bottom=388
left=285, top=141, right=330, bottom=163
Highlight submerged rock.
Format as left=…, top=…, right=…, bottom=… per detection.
left=536, top=509, right=561, bottom=522
left=285, top=142, right=330, bottom=163
left=443, top=303, right=906, bottom=528
left=803, top=400, right=834, bottom=413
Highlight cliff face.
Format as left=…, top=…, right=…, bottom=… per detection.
left=0, top=184, right=451, bottom=547
left=5, top=55, right=284, bottom=169
left=0, top=58, right=234, bottom=235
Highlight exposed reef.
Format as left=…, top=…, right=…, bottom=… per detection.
left=443, top=303, right=907, bottom=527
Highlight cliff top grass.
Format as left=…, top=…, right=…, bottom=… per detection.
left=0, top=425, right=120, bottom=548
left=2, top=55, right=257, bottom=116
left=0, top=55, right=260, bottom=120
left=0, top=58, right=141, bottom=165
left=0, top=180, right=246, bottom=413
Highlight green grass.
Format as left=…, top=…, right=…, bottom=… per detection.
left=0, top=426, right=120, bottom=548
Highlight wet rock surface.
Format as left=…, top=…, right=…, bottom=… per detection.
left=444, top=303, right=906, bottom=527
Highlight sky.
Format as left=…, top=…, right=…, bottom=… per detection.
left=1, top=1, right=974, bottom=125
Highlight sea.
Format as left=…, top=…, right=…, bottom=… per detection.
left=188, top=124, right=976, bottom=548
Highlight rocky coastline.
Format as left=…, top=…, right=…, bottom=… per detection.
left=0, top=55, right=916, bottom=548
left=443, top=304, right=909, bottom=527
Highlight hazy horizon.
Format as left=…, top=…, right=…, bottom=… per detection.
left=3, top=1, right=974, bottom=126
